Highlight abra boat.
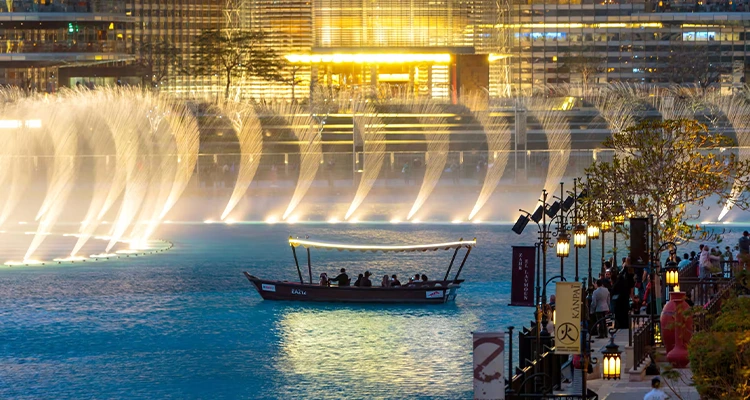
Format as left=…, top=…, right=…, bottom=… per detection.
left=244, top=237, right=476, bottom=304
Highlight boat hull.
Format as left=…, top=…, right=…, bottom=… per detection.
left=244, top=272, right=461, bottom=304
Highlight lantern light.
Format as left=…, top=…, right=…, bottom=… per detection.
left=574, top=224, right=587, bottom=248
left=654, top=322, right=663, bottom=346
left=602, top=336, right=622, bottom=380
left=556, top=232, right=570, bottom=258
left=614, top=213, right=625, bottom=226
left=665, top=261, right=679, bottom=288
left=601, top=220, right=612, bottom=233
left=587, top=223, right=600, bottom=239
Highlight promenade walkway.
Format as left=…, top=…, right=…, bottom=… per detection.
left=583, top=332, right=699, bottom=400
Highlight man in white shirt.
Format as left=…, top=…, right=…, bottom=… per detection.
left=643, top=377, right=669, bottom=399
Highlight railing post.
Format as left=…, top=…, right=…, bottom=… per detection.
left=507, top=325, right=514, bottom=395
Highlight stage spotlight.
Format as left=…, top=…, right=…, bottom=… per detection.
left=562, top=196, right=575, bottom=212
left=531, top=206, right=544, bottom=223
left=546, top=201, right=560, bottom=218
left=512, top=215, right=530, bottom=235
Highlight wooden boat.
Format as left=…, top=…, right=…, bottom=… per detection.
left=244, top=237, right=476, bottom=304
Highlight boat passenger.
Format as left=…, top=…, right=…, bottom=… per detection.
left=353, top=273, right=364, bottom=287
left=412, top=274, right=421, bottom=282
left=319, top=273, right=329, bottom=287
left=330, top=268, right=350, bottom=286
left=381, top=275, right=391, bottom=287
left=391, top=274, right=401, bottom=287
left=421, top=274, right=428, bottom=282
left=361, top=271, right=373, bottom=287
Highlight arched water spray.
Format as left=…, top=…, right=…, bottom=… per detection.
left=523, top=97, right=571, bottom=195
left=158, top=102, right=200, bottom=220
left=702, top=93, right=750, bottom=220
left=25, top=104, right=79, bottom=260
left=106, top=96, right=153, bottom=252
left=345, top=101, right=385, bottom=220
left=462, top=94, right=511, bottom=221
left=405, top=100, right=449, bottom=220
left=0, top=100, right=32, bottom=227
left=70, top=99, right=117, bottom=256
left=274, top=103, right=322, bottom=220
left=215, top=98, right=263, bottom=220
left=129, top=94, right=180, bottom=247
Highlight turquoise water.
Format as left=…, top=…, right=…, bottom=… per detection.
left=0, top=223, right=600, bottom=399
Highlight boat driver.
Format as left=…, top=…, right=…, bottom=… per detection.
left=329, top=268, right=350, bottom=286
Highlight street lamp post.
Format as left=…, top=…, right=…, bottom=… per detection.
left=601, top=219, right=612, bottom=277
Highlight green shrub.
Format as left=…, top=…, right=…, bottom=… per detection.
left=688, top=296, right=750, bottom=399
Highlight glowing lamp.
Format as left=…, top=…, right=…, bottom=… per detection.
left=574, top=225, right=587, bottom=248
left=556, top=232, right=570, bottom=258
left=601, top=337, right=622, bottom=380
left=654, top=323, right=663, bottom=346
left=614, top=214, right=625, bottom=226
left=665, top=261, right=679, bottom=288
left=587, top=223, right=600, bottom=239
left=601, top=220, right=612, bottom=233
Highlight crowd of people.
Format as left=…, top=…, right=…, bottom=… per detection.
left=319, top=268, right=430, bottom=288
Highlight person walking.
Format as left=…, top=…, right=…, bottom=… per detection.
left=643, top=377, right=669, bottom=400
left=590, top=279, right=610, bottom=338
left=738, top=231, right=750, bottom=272
left=699, top=244, right=720, bottom=279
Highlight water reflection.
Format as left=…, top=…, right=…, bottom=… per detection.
left=275, top=306, right=479, bottom=398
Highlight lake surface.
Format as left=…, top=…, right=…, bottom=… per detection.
left=0, top=222, right=737, bottom=399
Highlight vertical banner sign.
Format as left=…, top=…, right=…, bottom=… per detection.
left=555, top=282, right=583, bottom=355
left=473, top=332, right=505, bottom=400
left=510, top=246, right=536, bottom=307
left=630, top=217, right=650, bottom=266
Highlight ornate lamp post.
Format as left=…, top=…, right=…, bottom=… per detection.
left=613, top=209, right=625, bottom=270
left=665, top=261, right=679, bottom=291
left=601, top=219, right=612, bottom=277
left=587, top=222, right=599, bottom=287
left=572, top=178, right=586, bottom=282
left=557, top=231, right=571, bottom=259
left=602, top=337, right=622, bottom=380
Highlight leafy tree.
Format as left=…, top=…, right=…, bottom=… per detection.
left=584, top=119, right=750, bottom=250
left=138, top=40, right=182, bottom=89
left=661, top=43, right=724, bottom=92
left=561, top=45, right=605, bottom=94
left=190, top=29, right=285, bottom=98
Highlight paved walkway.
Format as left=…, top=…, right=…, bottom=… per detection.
left=584, top=331, right=699, bottom=400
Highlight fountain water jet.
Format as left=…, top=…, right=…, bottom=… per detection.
left=462, top=94, right=511, bottom=221
left=345, top=100, right=385, bottom=220
left=215, top=98, right=263, bottom=221
left=273, top=103, right=322, bottom=220
left=405, top=99, right=449, bottom=220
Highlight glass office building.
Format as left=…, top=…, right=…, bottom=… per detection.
left=504, top=1, right=750, bottom=95
left=0, top=0, right=134, bottom=90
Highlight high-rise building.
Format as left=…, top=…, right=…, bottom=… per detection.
left=0, top=0, right=135, bottom=90
left=505, top=1, right=750, bottom=95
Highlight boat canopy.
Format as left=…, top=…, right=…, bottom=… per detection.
left=288, top=237, right=476, bottom=253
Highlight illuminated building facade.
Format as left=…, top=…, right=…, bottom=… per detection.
left=0, top=0, right=134, bottom=90
left=506, top=1, right=750, bottom=94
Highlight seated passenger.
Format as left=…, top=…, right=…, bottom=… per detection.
left=329, top=268, right=350, bottom=286
left=361, top=271, right=373, bottom=287
left=319, top=273, right=329, bottom=287
left=353, top=273, right=364, bottom=287
left=421, top=274, right=428, bottom=282
left=390, top=274, right=401, bottom=287
left=411, top=274, right=421, bottom=283
left=381, top=274, right=391, bottom=287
